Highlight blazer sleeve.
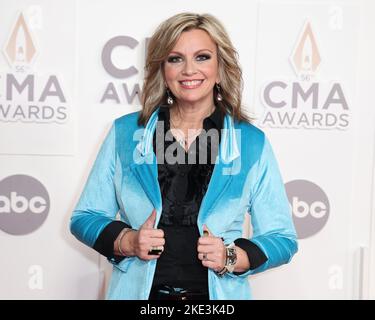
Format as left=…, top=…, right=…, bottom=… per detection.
left=70, top=123, right=121, bottom=249
left=233, top=135, right=298, bottom=278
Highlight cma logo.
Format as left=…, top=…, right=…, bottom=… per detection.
left=100, top=35, right=149, bottom=104
left=0, top=175, right=50, bottom=235
left=285, top=180, right=329, bottom=239
left=259, top=20, right=350, bottom=130
left=262, top=81, right=348, bottom=111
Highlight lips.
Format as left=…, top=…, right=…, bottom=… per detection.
left=179, top=79, right=204, bottom=89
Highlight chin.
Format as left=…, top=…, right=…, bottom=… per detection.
left=177, top=94, right=209, bottom=104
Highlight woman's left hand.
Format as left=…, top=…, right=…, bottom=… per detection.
left=197, top=224, right=226, bottom=272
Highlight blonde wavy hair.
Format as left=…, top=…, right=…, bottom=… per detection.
left=139, top=12, right=251, bottom=126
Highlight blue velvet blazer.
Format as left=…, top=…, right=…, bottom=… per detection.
left=70, top=107, right=298, bottom=300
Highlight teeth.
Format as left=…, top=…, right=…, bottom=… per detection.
left=181, top=80, right=202, bottom=86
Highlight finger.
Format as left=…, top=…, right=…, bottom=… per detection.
left=201, top=259, right=218, bottom=269
left=142, top=209, right=157, bottom=229
left=197, top=244, right=218, bottom=254
left=139, top=228, right=164, bottom=239
left=148, top=255, right=162, bottom=259
left=198, top=236, right=221, bottom=245
left=151, top=229, right=164, bottom=238
left=198, top=237, right=213, bottom=245
left=139, top=238, right=164, bottom=249
left=198, top=252, right=210, bottom=261
left=197, top=248, right=225, bottom=266
left=141, top=253, right=161, bottom=261
left=150, top=238, right=165, bottom=247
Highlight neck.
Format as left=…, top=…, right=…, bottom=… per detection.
left=170, top=101, right=215, bottom=129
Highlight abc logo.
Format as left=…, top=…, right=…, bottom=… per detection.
left=285, top=180, right=329, bottom=239
left=0, top=175, right=50, bottom=235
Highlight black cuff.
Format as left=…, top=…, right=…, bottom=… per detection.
left=93, top=220, right=131, bottom=264
left=233, top=238, right=268, bottom=275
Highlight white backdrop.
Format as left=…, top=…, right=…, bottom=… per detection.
left=0, top=0, right=374, bottom=299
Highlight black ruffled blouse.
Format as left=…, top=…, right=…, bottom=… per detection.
left=150, top=106, right=222, bottom=292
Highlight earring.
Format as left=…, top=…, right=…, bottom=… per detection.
left=216, top=83, right=223, bottom=101
left=166, top=88, right=174, bottom=105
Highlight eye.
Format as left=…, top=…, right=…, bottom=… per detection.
left=196, top=54, right=211, bottom=62
left=167, top=55, right=183, bottom=63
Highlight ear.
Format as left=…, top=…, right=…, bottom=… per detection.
left=164, top=80, right=169, bottom=90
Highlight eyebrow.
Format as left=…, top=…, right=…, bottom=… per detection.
left=168, top=49, right=214, bottom=55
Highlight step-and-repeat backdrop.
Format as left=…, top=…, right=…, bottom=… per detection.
left=1, top=0, right=373, bottom=299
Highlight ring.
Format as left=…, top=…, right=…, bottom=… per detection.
left=148, top=246, right=162, bottom=255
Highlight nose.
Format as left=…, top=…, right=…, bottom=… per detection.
left=182, top=58, right=197, bottom=76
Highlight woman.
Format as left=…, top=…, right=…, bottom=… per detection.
left=70, top=13, right=298, bottom=300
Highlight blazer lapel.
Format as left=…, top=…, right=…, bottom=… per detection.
left=130, top=108, right=162, bottom=224
left=197, top=114, right=240, bottom=234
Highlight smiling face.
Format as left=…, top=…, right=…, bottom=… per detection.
left=163, top=28, right=220, bottom=107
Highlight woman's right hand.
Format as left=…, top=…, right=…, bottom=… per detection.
left=122, top=209, right=165, bottom=260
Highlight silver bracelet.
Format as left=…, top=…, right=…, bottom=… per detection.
left=215, top=242, right=237, bottom=276
left=117, top=228, right=133, bottom=256
left=215, top=239, right=229, bottom=277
